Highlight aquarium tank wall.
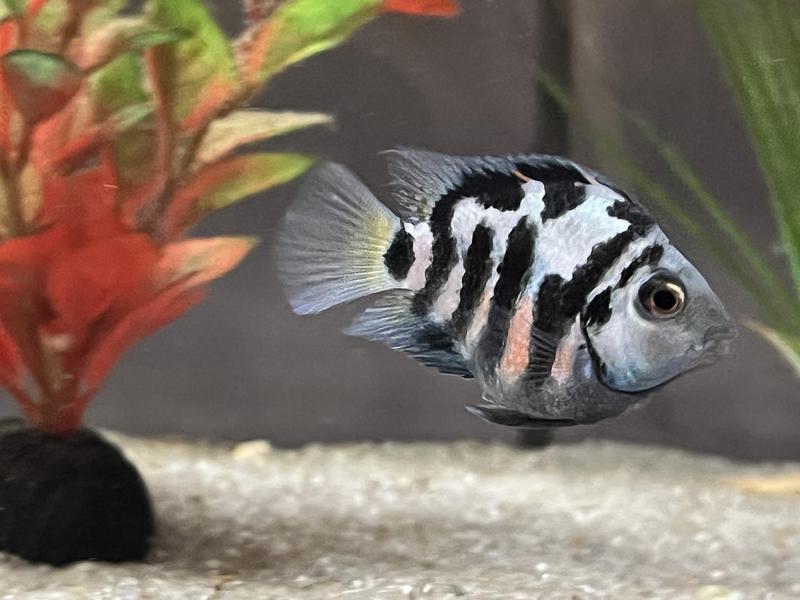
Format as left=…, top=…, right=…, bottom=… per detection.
left=0, top=0, right=795, bottom=460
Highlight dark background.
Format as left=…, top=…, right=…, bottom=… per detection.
left=2, top=1, right=796, bottom=459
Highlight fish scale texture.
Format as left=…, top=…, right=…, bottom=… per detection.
left=2, top=434, right=799, bottom=599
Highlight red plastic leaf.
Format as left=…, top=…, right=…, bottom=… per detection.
left=164, top=152, right=313, bottom=236
left=382, top=0, right=459, bottom=16
left=25, top=0, right=49, bottom=19
left=39, top=160, right=120, bottom=230
left=155, top=237, right=257, bottom=290
left=45, top=126, right=104, bottom=172
left=46, top=234, right=159, bottom=333
left=181, top=75, right=235, bottom=131
left=30, top=74, right=96, bottom=167
left=0, top=229, right=68, bottom=381
left=0, top=223, right=67, bottom=278
left=82, top=285, right=204, bottom=391
left=0, top=315, right=21, bottom=388
left=238, top=1, right=381, bottom=88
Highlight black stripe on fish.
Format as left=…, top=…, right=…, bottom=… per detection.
left=583, top=287, right=612, bottom=328
left=413, top=193, right=461, bottom=315
left=617, top=244, right=664, bottom=288
left=514, top=161, right=591, bottom=222
left=494, top=219, right=537, bottom=311
left=451, top=224, right=494, bottom=336
left=540, top=182, right=587, bottom=222
left=414, top=171, right=525, bottom=314
left=477, top=218, right=536, bottom=373
left=384, top=226, right=415, bottom=280
left=528, top=223, right=653, bottom=380
left=579, top=244, right=663, bottom=331
left=477, top=173, right=525, bottom=211
left=606, top=199, right=654, bottom=235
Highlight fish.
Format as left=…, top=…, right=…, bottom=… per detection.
left=276, top=149, right=736, bottom=427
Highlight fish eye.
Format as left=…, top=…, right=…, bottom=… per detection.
left=638, top=275, right=686, bottom=318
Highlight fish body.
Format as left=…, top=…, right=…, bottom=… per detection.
left=277, top=149, right=735, bottom=427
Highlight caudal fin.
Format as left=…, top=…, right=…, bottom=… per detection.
left=276, top=163, right=401, bottom=315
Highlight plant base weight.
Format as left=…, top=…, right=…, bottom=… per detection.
left=0, top=421, right=154, bottom=566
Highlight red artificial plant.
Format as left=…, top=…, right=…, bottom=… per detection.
left=0, top=0, right=457, bottom=435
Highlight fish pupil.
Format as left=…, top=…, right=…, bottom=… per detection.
left=653, top=289, right=677, bottom=311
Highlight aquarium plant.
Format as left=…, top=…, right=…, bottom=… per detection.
left=0, top=0, right=457, bottom=565
left=538, top=0, right=800, bottom=377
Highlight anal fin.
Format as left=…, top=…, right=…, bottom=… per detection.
left=466, top=405, right=575, bottom=428
left=344, top=291, right=473, bottom=378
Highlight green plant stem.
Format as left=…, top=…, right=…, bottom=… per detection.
left=629, top=115, right=800, bottom=331
left=697, top=0, right=800, bottom=301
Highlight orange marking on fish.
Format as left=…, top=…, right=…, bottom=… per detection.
left=551, top=335, right=578, bottom=383
left=499, top=296, right=533, bottom=379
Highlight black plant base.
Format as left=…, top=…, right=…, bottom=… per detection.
left=0, top=421, right=154, bottom=566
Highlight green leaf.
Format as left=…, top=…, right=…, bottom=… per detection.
left=91, top=51, right=148, bottom=118
left=110, top=102, right=153, bottom=131
left=90, top=53, right=154, bottom=188
left=82, top=16, right=188, bottom=71
left=1, top=0, right=24, bottom=16
left=129, top=28, right=187, bottom=52
left=196, top=109, right=333, bottom=164
left=189, top=152, right=315, bottom=215
left=147, top=0, right=238, bottom=123
left=30, top=0, right=68, bottom=39
left=241, top=0, right=383, bottom=86
left=1, top=50, right=83, bottom=123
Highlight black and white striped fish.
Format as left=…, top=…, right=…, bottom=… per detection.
left=277, top=149, right=736, bottom=427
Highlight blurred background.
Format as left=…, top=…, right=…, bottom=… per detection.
left=2, top=0, right=796, bottom=459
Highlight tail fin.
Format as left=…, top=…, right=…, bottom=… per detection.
left=276, top=163, right=401, bottom=315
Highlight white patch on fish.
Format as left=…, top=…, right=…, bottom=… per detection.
left=400, top=221, right=432, bottom=291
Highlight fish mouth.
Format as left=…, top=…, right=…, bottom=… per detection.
left=689, top=322, right=737, bottom=368
left=702, top=323, right=737, bottom=355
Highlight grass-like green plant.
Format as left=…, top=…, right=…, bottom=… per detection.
left=538, top=0, right=800, bottom=376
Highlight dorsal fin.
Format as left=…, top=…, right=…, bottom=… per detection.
left=383, top=148, right=599, bottom=222
left=344, top=290, right=473, bottom=378
left=383, top=148, right=498, bottom=221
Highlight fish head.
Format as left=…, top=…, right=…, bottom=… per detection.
left=581, top=244, right=736, bottom=393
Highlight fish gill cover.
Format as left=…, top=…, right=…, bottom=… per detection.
left=0, top=0, right=459, bottom=435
